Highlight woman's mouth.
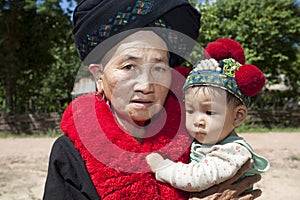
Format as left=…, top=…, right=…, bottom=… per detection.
left=131, top=99, right=154, bottom=109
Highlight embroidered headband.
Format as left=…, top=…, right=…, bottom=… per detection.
left=73, top=0, right=201, bottom=66
left=183, top=38, right=265, bottom=107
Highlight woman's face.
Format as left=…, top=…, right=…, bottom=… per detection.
left=100, top=31, right=172, bottom=126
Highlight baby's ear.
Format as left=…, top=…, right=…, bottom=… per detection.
left=88, top=64, right=104, bottom=92
left=233, top=105, right=248, bottom=127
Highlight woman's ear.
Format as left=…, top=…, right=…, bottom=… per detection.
left=233, top=105, right=248, bottom=127
left=88, top=64, right=104, bottom=92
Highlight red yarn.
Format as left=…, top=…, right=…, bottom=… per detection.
left=215, top=38, right=246, bottom=64
left=204, top=42, right=230, bottom=60
left=203, top=38, right=265, bottom=97
left=205, top=38, right=246, bottom=64
left=235, top=64, right=265, bottom=96
left=60, top=67, right=192, bottom=199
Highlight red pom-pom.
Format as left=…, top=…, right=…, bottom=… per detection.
left=214, top=38, right=246, bottom=64
left=235, top=64, right=265, bottom=96
left=204, top=41, right=230, bottom=60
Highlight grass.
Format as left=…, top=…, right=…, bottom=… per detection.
left=0, top=127, right=299, bottom=138
left=236, top=126, right=300, bottom=133
left=289, top=155, right=300, bottom=161
left=0, top=129, right=63, bottom=138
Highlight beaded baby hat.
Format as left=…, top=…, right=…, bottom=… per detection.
left=183, top=38, right=265, bottom=106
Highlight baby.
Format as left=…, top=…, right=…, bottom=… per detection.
left=146, top=38, right=270, bottom=192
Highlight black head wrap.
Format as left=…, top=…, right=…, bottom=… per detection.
left=73, top=0, right=201, bottom=66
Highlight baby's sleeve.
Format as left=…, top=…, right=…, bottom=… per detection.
left=154, top=143, right=252, bottom=192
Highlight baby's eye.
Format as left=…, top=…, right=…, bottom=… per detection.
left=206, top=111, right=217, bottom=115
left=186, top=110, right=194, bottom=114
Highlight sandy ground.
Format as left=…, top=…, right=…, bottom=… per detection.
left=0, top=132, right=299, bottom=200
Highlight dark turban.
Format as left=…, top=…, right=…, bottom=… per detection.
left=73, top=0, right=201, bottom=65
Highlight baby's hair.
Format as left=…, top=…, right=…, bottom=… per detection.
left=185, top=86, right=243, bottom=107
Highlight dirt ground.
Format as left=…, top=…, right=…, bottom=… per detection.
left=0, top=132, right=299, bottom=200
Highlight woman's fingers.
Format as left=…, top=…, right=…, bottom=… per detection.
left=238, top=189, right=262, bottom=200
left=189, top=193, right=221, bottom=200
left=231, top=174, right=261, bottom=194
left=189, top=159, right=262, bottom=200
left=249, top=189, right=262, bottom=199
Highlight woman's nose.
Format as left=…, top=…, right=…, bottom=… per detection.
left=133, top=70, right=154, bottom=93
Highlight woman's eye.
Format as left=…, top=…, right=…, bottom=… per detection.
left=206, top=111, right=217, bottom=115
left=152, top=65, right=169, bottom=73
left=123, top=64, right=135, bottom=70
left=154, top=66, right=166, bottom=72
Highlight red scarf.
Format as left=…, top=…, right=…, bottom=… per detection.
left=61, top=67, right=192, bottom=199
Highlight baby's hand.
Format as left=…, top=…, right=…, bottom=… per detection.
left=146, top=153, right=164, bottom=172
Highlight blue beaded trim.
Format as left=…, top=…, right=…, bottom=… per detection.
left=184, top=70, right=250, bottom=106
left=77, top=0, right=172, bottom=60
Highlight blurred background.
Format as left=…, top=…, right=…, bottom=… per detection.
left=0, top=0, right=299, bottom=135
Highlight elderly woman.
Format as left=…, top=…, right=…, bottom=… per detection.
left=43, top=0, right=261, bottom=199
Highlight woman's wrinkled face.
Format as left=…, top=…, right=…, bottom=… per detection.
left=101, top=31, right=172, bottom=125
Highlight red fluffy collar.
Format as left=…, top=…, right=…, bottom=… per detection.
left=60, top=67, right=192, bottom=199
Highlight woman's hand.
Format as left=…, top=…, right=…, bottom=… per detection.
left=189, top=159, right=262, bottom=200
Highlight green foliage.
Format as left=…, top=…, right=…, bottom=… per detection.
left=188, top=1, right=300, bottom=113
left=0, top=0, right=299, bottom=117
left=189, top=0, right=198, bottom=7
left=0, top=0, right=79, bottom=114
left=197, top=0, right=300, bottom=108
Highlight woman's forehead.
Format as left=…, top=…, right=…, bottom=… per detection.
left=120, top=31, right=168, bottom=49
left=116, top=41, right=168, bottom=54
left=113, top=45, right=169, bottom=61
left=115, top=31, right=168, bottom=55
left=102, top=31, right=169, bottom=65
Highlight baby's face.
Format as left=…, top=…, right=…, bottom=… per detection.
left=184, top=87, right=236, bottom=145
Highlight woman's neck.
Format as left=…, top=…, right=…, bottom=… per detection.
left=113, top=113, right=149, bottom=143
